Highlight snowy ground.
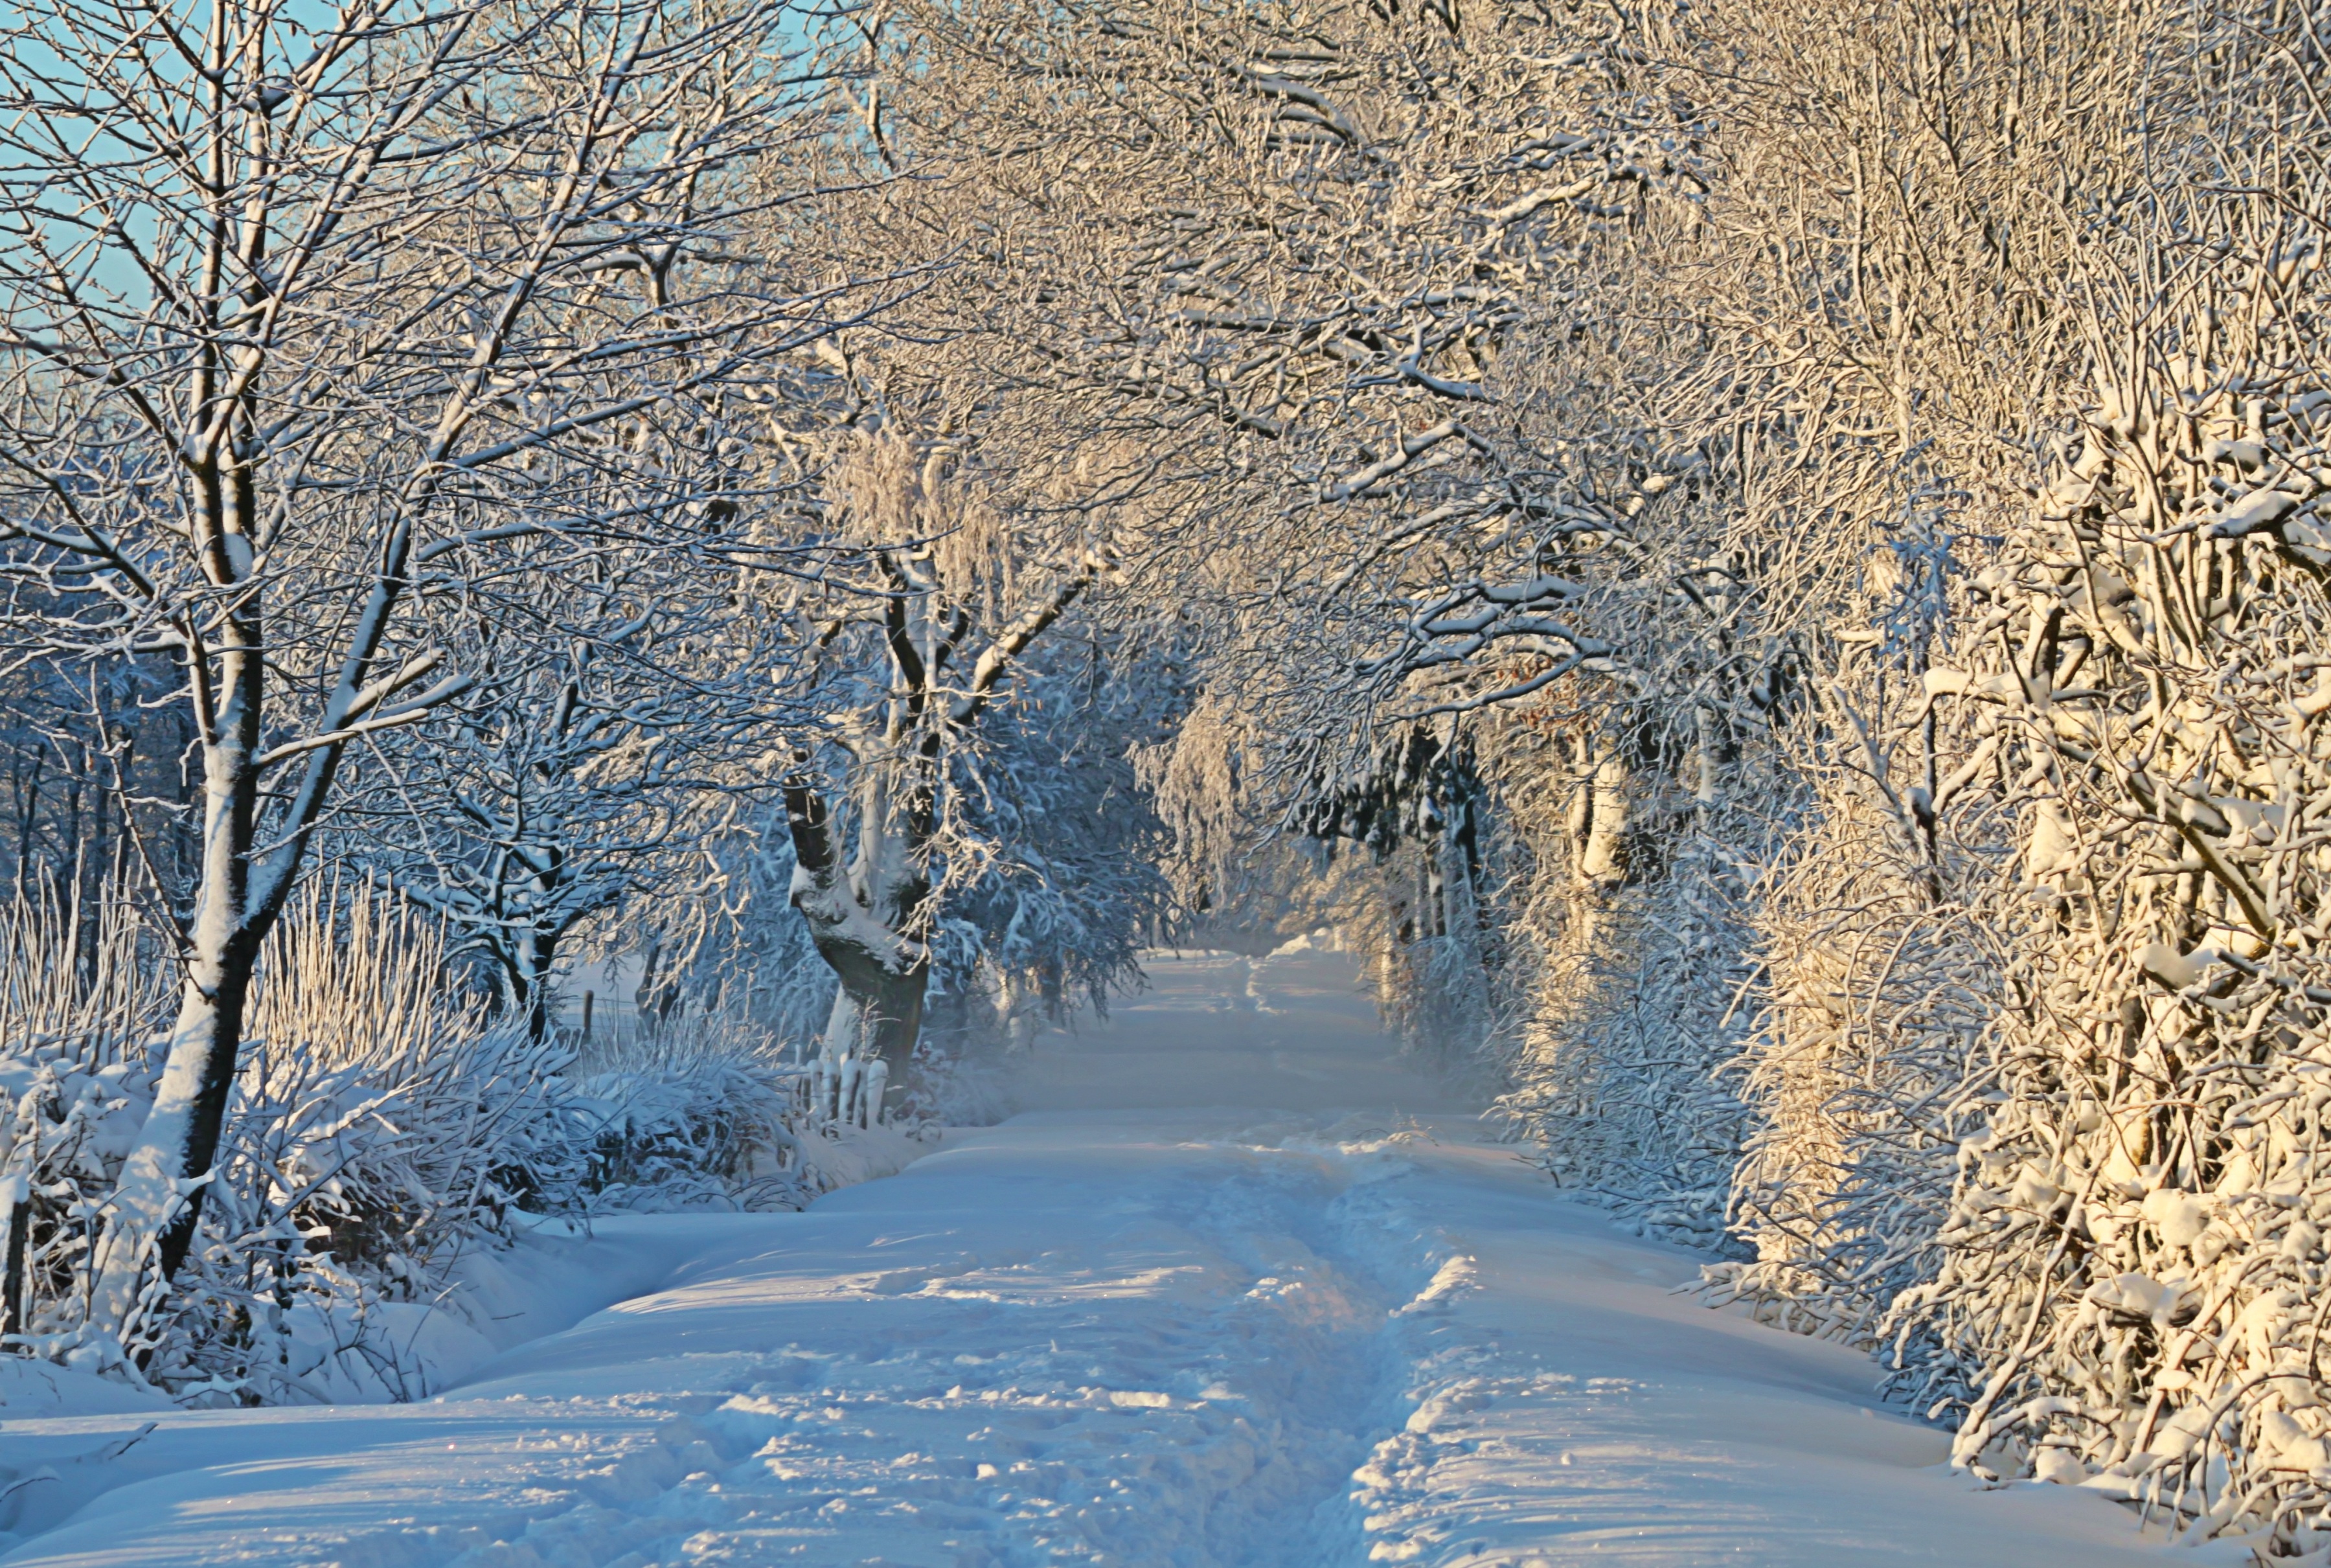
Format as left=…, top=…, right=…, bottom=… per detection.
left=0, top=949, right=2215, bottom=1565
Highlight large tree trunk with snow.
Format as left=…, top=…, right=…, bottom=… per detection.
left=88, top=962, right=256, bottom=1351
left=784, top=777, right=933, bottom=1117
left=771, top=437, right=1108, bottom=1113
left=812, top=942, right=931, bottom=1106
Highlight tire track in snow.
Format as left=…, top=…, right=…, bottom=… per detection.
left=0, top=1119, right=1457, bottom=1568
left=422, top=1122, right=1441, bottom=1568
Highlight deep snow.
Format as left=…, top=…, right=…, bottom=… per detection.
left=0, top=949, right=2212, bottom=1565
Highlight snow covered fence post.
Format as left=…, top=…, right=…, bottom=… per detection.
left=0, top=1171, right=25, bottom=1346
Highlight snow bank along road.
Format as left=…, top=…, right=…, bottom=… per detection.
left=0, top=951, right=2204, bottom=1565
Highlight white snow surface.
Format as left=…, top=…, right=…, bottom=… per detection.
left=0, top=949, right=2209, bottom=1565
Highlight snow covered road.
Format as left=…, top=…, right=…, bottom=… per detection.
left=0, top=951, right=2200, bottom=1565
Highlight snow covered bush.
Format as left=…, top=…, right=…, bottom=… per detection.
left=1662, top=6, right=2331, bottom=1552
left=0, top=882, right=175, bottom=1363
left=1505, top=825, right=1760, bottom=1254
left=0, top=881, right=824, bottom=1404
left=0, top=884, right=520, bottom=1393
left=1706, top=754, right=2019, bottom=1345
left=1866, top=231, right=2331, bottom=1547
left=571, top=1012, right=822, bottom=1213
left=146, top=896, right=581, bottom=1400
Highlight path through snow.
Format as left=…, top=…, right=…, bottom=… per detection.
left=0, top=950, right=2209, bottom=1565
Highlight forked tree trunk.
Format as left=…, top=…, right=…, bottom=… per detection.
left=783, top=776, right=933, bottom=1119
left=773, top=503, right=1103, bottom=1117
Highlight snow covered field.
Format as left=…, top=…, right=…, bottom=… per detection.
left=0, top=951, right=2210, bottom=1565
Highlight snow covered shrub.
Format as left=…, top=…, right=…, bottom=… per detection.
left=571, top=1012, right=819, bottom=1212
left=126, top=888, right=586, bottom=1400
left=1508, top=826, right=1759, bottom=1253
left=1709, top=753, right=2022, bottom=1344
left=0, top=878, right=826, bottom=1403
left=1691, top=42, right=2331, bottom=1539
left=0, top=881, right=173, bottom=1363
left=1865, top=228, right=2331, bottom=1547
left=1455, top=669, right=1774, bottom=1249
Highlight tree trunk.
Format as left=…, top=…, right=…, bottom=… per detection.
left=806, top=926, right=928, bottom=1116
left=1576, top=754, right=1630, bottom=889
left=784, top=777, right=930, bottom=1119
left=87, top=469, right=280, bottom=1353
left=1565, top=751, right=1630, bottom=952
left=85, top=960, right=256, bottom=1352
left=997, top=966, right=1040, bottom=1055
left=523, top=927, right=560, bottom=1042
left=86, top=727, right=261, bottom=1348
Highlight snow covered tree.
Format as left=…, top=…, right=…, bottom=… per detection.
left=847, top=0, right=1718, bottom=1072
left=0, top=0, right=865, bottom=1355
left=769, top=426, right=1169, bottom=1111
left=355, top=485, right=796, bottom=1040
